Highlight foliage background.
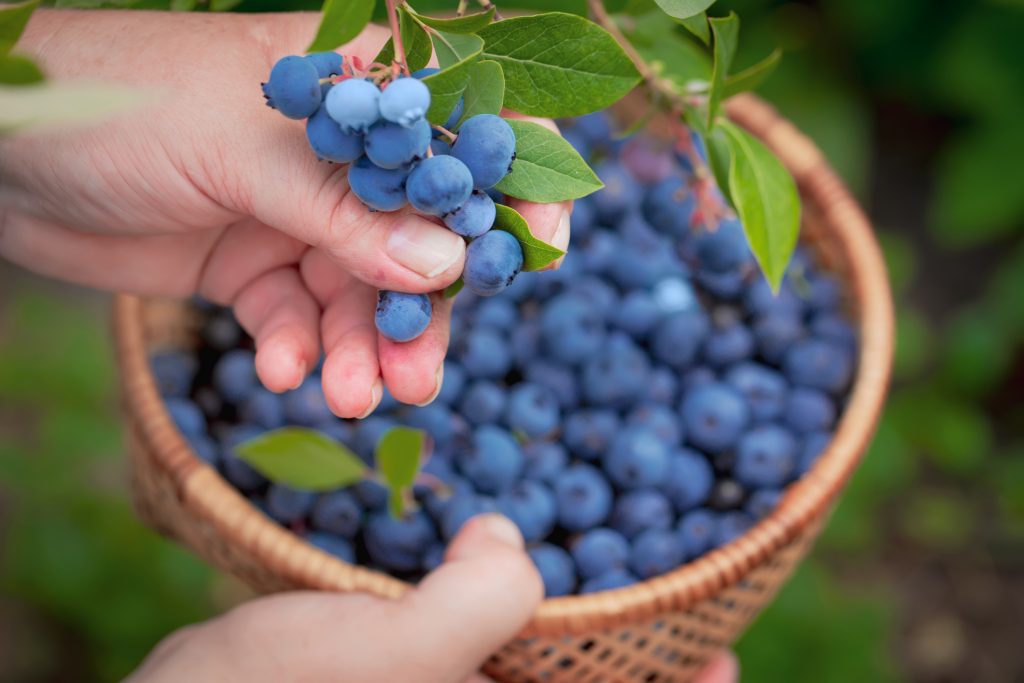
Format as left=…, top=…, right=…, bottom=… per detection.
left=2, top=0, right=1023, bottom=680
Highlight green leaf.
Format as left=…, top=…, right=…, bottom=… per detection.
left=170, top=0, right=196, bottom=10
left=719, top=119, right=800, bottom=291
left=723, top=48, right=781, bottom=98
left=376, top=427, right=424, bottom=489
left=409, top=7, right=494, bottom=34
left=307, top=0, right=376, bottom=52
left=478, top=13, right=640, bottom=117
left=677, top=12, right=710, bottom=45
left=0, top=53, right=43, bottom=84
left=0, top=0, right=39, bottom=56
left=651, top=0, right=716, bottom=20
left=492, top=204, right=565, bottom=271
left=703, top=125, right=733, bottom=204
left=455, top=59, right=504, bottom=128
left=209, top=0, right=242, bottom=11
left=494, top=118, right=604, bottom=202
left=629, top=24, right=710, bottom=91
left=0, top=83, right=147, bottom=135
left=236, top=427, right=367, bottom=492
left=707, top=12, right=739, bottom=129
left=375, top=6, right=432, bottom=72
left=422, top=32, right=483, bottom=124
left=443, top=277, right=465, bottom=298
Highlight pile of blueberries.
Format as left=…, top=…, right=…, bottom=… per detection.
left=151, top=111, right=858, bottom=597
left=262, top=54, right=521, bottom=343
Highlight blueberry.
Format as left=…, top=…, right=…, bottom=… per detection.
left=581, top=335, right=651, bottom=408
left=310, top=490, right=362, bottom=537
left=694, top=217, right=751, bottom=272
left=785, top=387, right=836, bottom=433
left=364, top=118, right=432, bottom=169
left=464, top=230, right=524, bottom=297
left=680, top=382, right=750, bottom=453
left=458, top=380, right=507, bottom=426
left=188, top=432, right=220, bottom=466
left=305, top=51, right=343, bottom=78
left=581, top=569, right=638, bottom=594
left=725, top=362, right=788, bottom=423
left=752, top=313, right=804, bottom=365
left=523, top=441, right=568, bottom=485
left=266, top=484, right=316, bottom=523
left=324, top=78, right=380, bottom=133
left=497, top=480, right=557, bottom=542
left=351, top=416, right=396, bottom=463
left=262, top=55, right=322, bottom=119
left=306, top=107, right=363, bottom=163
left=610, top=489, right=673, bottom=539
left=240, top=388, right=285, bottom=430
left=680, top=366, right=717, bottom=392
left=440, top=492, right=497, bottom=539
left=406, top=154, right=474, bottom=216
left=306, top=531, right=356, bottom=563
left=348, top=156, right=409, bottom=211
left=734, top=424, right=798, bottom=488
left=626, top=403, right=683, bottom=447
left=505, top=383, right=560, bottom=439
left=703, top=322, right=755, bottom=368
left=457, top=327, right=512, bottom=379
left=528, top=543, right=576, bottom=597
left=810, top=312, right=857, bottom=350
left=353, top=479, right=389, bottom=510
left=150, top=350, right=197, bottom=398
left=571, top=528, right=630, bottom=580
left=213, top=349, right=258, bottom=405
left=523, top=360, right=579, bottom=411
left=651, top=310, right=710, bottom=370
left=574, top=112, right=613, bottom=143
left=503, top=270, right=537, bottom=304
left=554, top=464, right=613, bottom=532
left=620, top=137, right=676, bottom=183
left=563, top=128, right=592, bottom=159
left=165, top=397, right=204, bottom=436
left=430, top=137, right=452, bottom=156
left=676, top=508, right=716, bottom=558
left=220, top=425, right=268, bottom=492
left=379, top=76, right=431, bottom=127
left=797, top=431, right=831, bottom=474
left=630, top=529, right=685, bottom=579
left=570, top=196, right=596, bottom=238
left=591, top=161, right=640, bottom=223
left=435, top=360, right=466, bottom=406
left=567, top=275, right=620, bottom=311
left=744, top=278, right=804, bottom=319
left=364, top=509, right=436, bottom=572
left=451, top=114, right=516, bottom=189
left=540, top=293, right=606, bottom=366
left=605, top=427, right=671, bottom=490
left=652, top=277, right=699, bottom=315
left=642, top=174, right=696, bottom=237
left=695, top=269, right=747, bottom=300
left=714, top=511, right=754, bottom=547
left=783, top=338, right=854, bottom=395
left=746, top=488, right=782, bottom=519
left=375, top=291, right=432, bottom=343
left=578, top=229, right=619, bottom=275
left=443, top=190, right=495, bottom=237
left=405, top=403, right=457, bottom=445
left=661, top=448, right=714, bottom=512
left=609, top=217, right=684, bottom=290
left=805, top=273, right=842, bottom=312
left=317, top=418, right=354, bottom=445
left=613, top=290, right=661, bottom=340
left=563, top=409, right=620, bottom=461
left=458, top=425, right=523, bottom=494
left=422, top=542, right=447, bottom=572
left=283, top=377, right=333, bottom=426
left=645, top=366, right=679, bottom=405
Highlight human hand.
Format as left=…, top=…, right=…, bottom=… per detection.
left=0, top=10, right=570, bottom=416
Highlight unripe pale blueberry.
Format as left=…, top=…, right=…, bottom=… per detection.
left=379, top=76, right=431, bottom=127
left=325, top=78, right=381, bottom=133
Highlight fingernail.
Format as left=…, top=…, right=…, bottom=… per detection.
left=473, top=514, right=524, bottom=550
left=543, top=208, right=572, bottom=271
left=387, top=219, right=464, bottom=278
left=415, top=364, right=444, bottom=407
left=290, top=361, right=307, bottom=390
left=357, top=378, right=383, bottom=419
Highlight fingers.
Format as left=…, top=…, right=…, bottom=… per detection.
left=232, top=266, right=321, bottom=393
left=377, top=293, right=453, bottom=405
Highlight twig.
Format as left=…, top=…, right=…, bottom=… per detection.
left=385, top=0, right=410, bottom=75
left=432, top=124, right=458, bottom=141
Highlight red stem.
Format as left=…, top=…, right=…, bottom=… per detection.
left=385, top=0, right=410, bottom=75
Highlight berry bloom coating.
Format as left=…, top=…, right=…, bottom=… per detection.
left=505, top=383, right=560, bottom=439
left=405, top=155, right=474, bottom=216
left=374, top=291, right=432, bottom=343
left=694, top=217, right=751, bottom=272
left=604, top=426, right=670, bottom=490
left=555, top=464, right=613, bottom=532
left=262, top=55, right=322, bottom=119
left=305, top=51, right=344, bottom=77
left=324, top=78, right=381, bottom=133
left=785, top=387, right=837, bottom=433
left=783, top=338, right=855, bottom=395
left=306, top=107, right=363, bottom=163
left=464, top=230, right=524, bottom=297
left=529, top=543, right=576, bottom=597
left=458, top=380, right=507, bottom=425
left=523, top=442, right=569, bottom=485
left=365, top=118, right=432, bottom=169
left=563, top=409, right=620, bottom=461
left=459, top=425, right=524, bottom=494
left=347, top=157, right=409, bottom=212
left=456, top=327, right=512, bottom=378
left=572, top=528, right=631, bottom=580
left=725, top=362, right=788, bottom=423
left=680, top=382, right=751, bottom=453
left=451, top=114, right=516, bottom=189
left=661, top=448, right=714, bottom=512
left=444, top=190, right=496, bottom=237
left=380, top=77, right=431, bottom=127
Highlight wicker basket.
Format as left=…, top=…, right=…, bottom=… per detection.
left=114, top=94, right=894, bottom=683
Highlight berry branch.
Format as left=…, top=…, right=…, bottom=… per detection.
left=385, top=0, right=410, bottom=75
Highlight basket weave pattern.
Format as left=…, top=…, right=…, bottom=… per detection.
left=114, top=95, right=894, bottom=683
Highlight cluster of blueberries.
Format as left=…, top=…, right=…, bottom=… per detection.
left=151, top=112, right=858, bottom=597
left=262, top=54, right=522, bottom=343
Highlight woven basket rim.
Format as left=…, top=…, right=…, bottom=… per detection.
left=113, top=93, right=894, bottom=637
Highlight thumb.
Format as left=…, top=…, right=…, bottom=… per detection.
left=387, top=513, right=544, bottom=682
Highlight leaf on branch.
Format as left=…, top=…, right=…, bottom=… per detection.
left=0, top=0, right=39, bottom=56
left=375, top=6, right=432, bottom=72
left=209, top=0, right=243, bottom=11
left=236, top=427, right=368, bottom=492
left=494, top=118, right=604, bottom=202
left=703, top=125, right=733, bottom=204
left=376, top=426, right=427, bottom=518
left=707, top=12, right=739, bottom=129
left=626, top=11, right=710, bottom=89
left=409, top=7, right=495, bottom=34
left=0, top=53, right=43, bottom=85
left=307, top=0, right=376, bottom=53
left=443, top=277, right=465, bottom=298
left=492, top=203, right=565, bottom=271
left=0, top=82, right=148, bottom=135
left=455, top=59, right=504, bottom=128
left=676, top=12, right=710, bottom=45
left=478, top=13, right=640, bottom=118
left=651, top=0, right=716, bottom=20
left=723, top=48, right=781, bottom=98
left=422, top=32, right=483, bottom=125
left=719, top=119, right=800, bottom=291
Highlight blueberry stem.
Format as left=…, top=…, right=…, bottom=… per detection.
left=385, top=0, right=411, bottom=76
left=431, top=124, right=457, bottom=141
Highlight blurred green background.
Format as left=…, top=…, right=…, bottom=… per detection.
left=2, top=0, right=1024, bottom=681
